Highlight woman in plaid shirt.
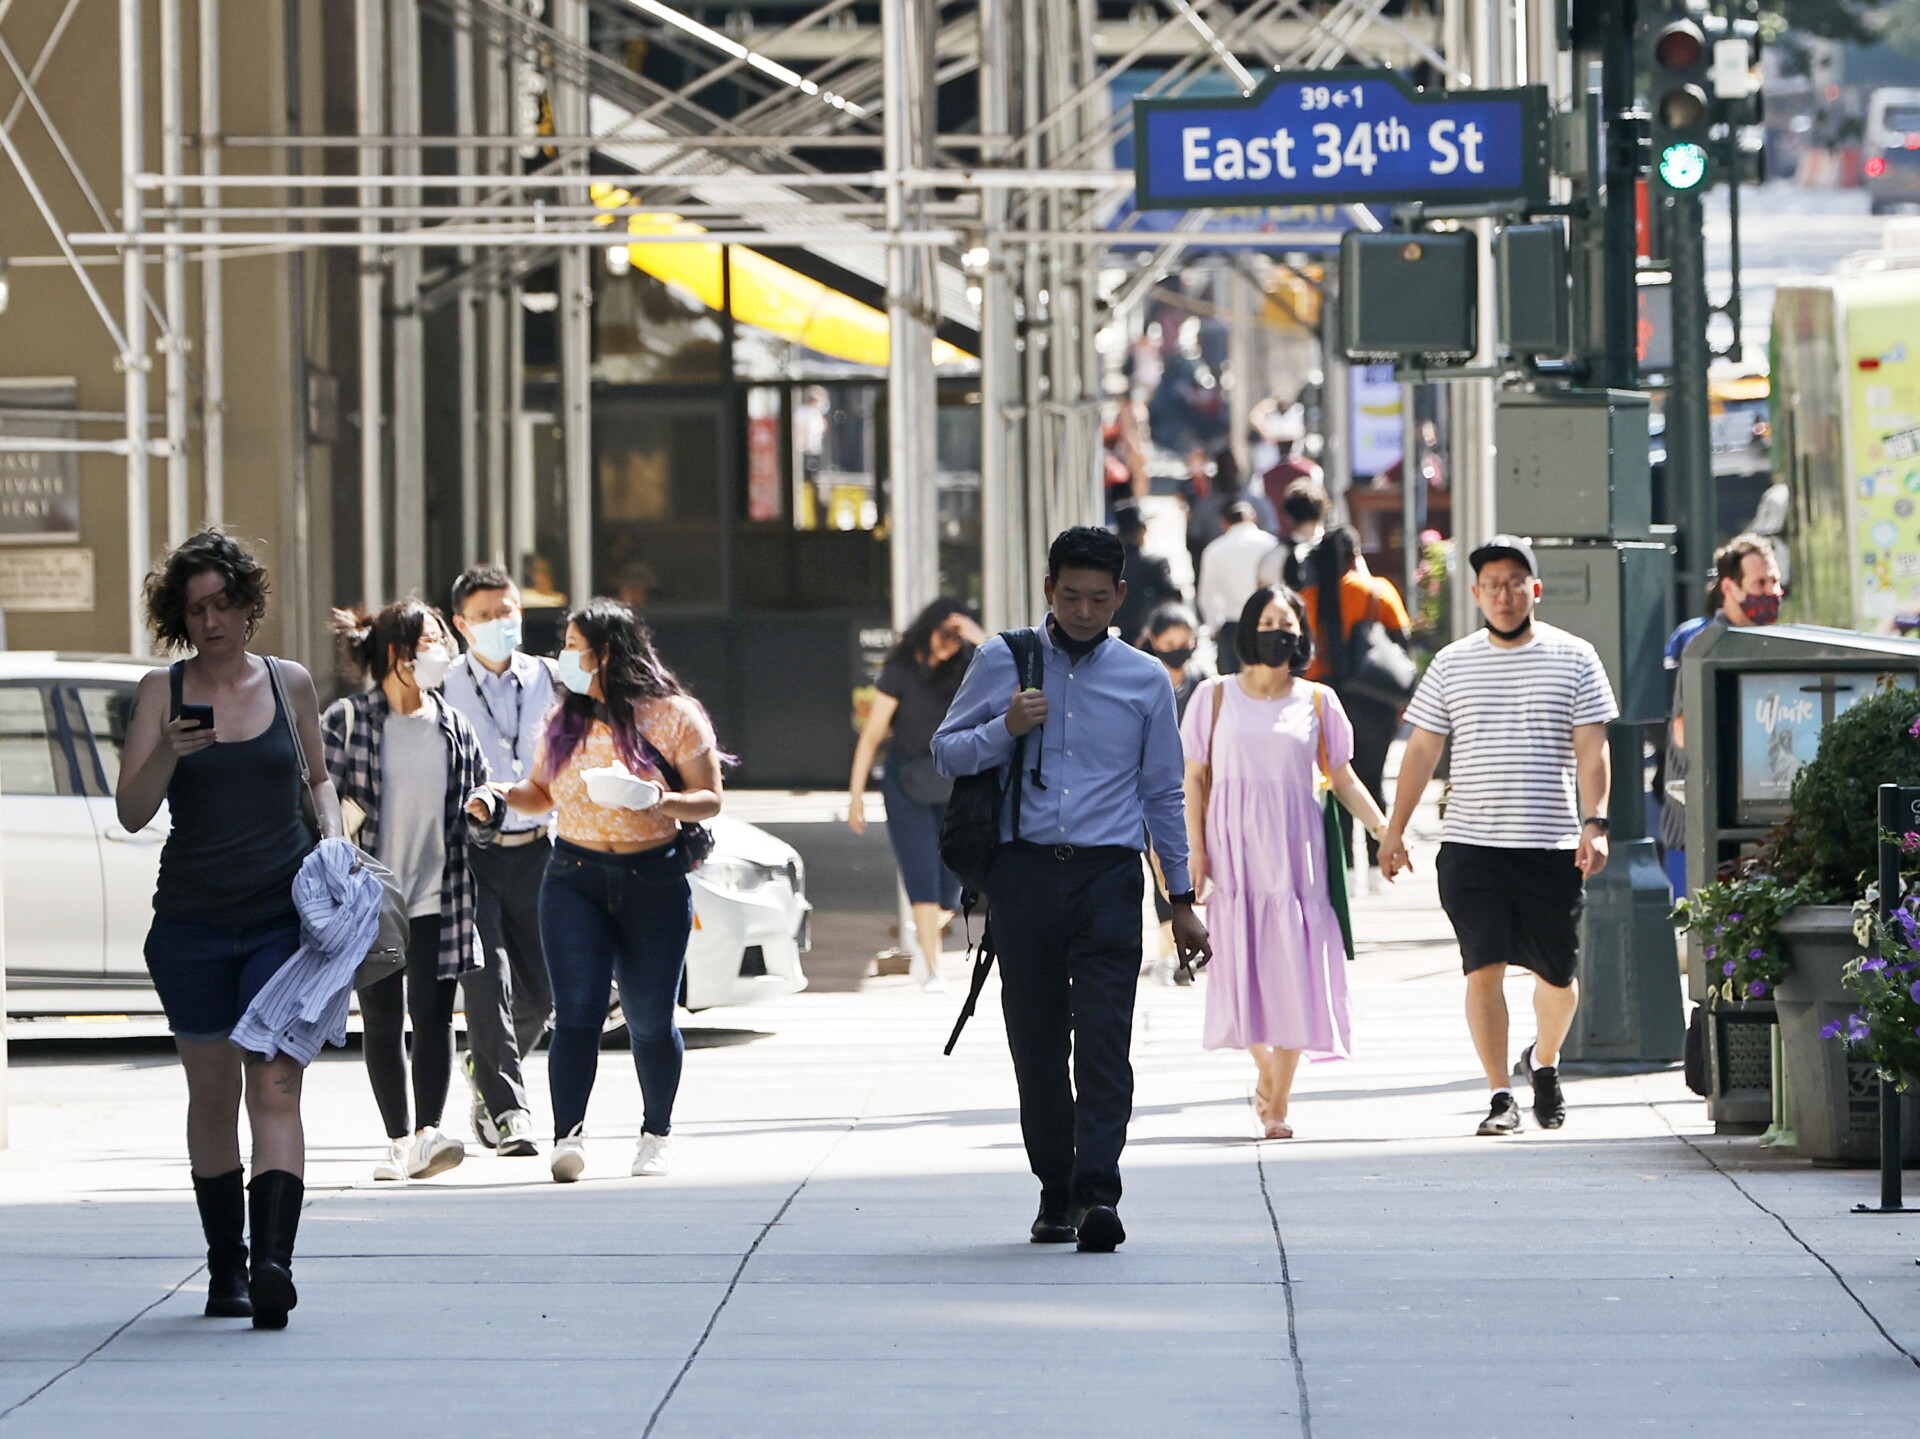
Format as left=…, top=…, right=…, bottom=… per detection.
left=324, top=600, right=491, bottom=1184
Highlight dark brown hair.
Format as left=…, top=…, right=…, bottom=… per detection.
left=1708, top=533, right=1775, bottom=615
left=331, top=599, right=446, bottom=684
left=143, top=529, right=270, bottom=652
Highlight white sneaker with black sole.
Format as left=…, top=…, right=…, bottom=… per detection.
left=551, top=1126, right=586, bottom=1183
left=406, top=1126, right=466, bottom=1179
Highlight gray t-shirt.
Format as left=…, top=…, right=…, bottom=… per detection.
left=379, top=701, right=449, bottom=920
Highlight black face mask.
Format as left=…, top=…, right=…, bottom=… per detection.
left=1251, top=630, right=1303, bottom=669
left=1048, top=614, right=1107, bottom=660
left=1486, top=617, right=1533, bottom=642
left=1153, top=644, right=1196, bottom=669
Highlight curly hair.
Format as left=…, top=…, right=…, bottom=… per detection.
left=143, top=530, right=271, bottom=652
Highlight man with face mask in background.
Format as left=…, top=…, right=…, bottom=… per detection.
left=1658, top=534, right=1785, bottom=897
left=1379, top=536, right=1618, bottom=1137
left=442, top=564, right=561, bottom=1157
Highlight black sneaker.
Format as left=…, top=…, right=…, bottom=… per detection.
left=1476, top=1091, right=1522, bottom=1136
left=1513, top=1043, right=1566, bottom=1129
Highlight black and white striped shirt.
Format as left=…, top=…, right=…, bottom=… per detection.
left=1404, top=623, right=1618, bottom=849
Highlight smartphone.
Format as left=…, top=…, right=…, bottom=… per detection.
left=177, top=703, right=215, bottom=732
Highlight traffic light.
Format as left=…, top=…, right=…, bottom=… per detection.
left=1646, top=14, right=1712, bottom=194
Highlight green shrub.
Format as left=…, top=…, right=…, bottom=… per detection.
left=1772, top=685, right=1920, bottom=896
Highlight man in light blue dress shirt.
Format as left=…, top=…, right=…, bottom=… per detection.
left=443, top=565, right=559, bottom=1157
left=935, top=527, right=1210, bottom=1252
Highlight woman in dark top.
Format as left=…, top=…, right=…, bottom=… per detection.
left=847, top=598, right=984, bottom=990
left=117, top=531, right=343, bottom=1331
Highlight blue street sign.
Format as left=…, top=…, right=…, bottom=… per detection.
left=1133, top=68, right=1549, bottom=211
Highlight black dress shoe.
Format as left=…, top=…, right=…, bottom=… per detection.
left=1073, top=1205, right=1125, bottom=1253
left=1030, top=1206, right=1077, bottom=1244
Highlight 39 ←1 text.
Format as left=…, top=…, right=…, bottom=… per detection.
left=1177, top=118, right=1489, bottom=183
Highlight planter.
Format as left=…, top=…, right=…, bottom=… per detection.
left=1775, top=905, right=1920, bottom=1165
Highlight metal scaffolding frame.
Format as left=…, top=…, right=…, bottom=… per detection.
left=0, top=0, right=1462, bottom=656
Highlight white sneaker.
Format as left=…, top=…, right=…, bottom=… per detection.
left=464, top=1054, right=500, bottom=1149
left=631, top=1132, right=672, bottom=1177
left=406, top=1126, right=465, bottom=1180
left=551, top=1127, right=586, bottom=1184
left=373, top=1138, right=409, bottom=1183
left=495, top=1108, right=539, bottom=1158
left=920, top=970, right=950, bottom=994
left=1364, top=867, right=1385, bottom=896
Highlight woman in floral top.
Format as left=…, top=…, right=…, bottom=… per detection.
left=473, top=599, right=723, bottom=1183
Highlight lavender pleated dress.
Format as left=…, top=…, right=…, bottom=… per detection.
left=1180, top=677, right=1356, bottom=1058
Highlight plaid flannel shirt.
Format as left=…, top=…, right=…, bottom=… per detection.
left=321, top=689, right=490, bottom=979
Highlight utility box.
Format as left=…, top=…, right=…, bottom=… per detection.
left=1495, top=390, right=1653, bottom=541
left=1339, top=231, right=1478, bottom=360
left=1496, top=221, right=1571, bottom=358
left=1533, top=539, right=1674, bottom=724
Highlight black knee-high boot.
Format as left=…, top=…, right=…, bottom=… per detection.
left=246, top=1170, right=304, bottom=1330
left=191, top=1169, right=252, bottom=1318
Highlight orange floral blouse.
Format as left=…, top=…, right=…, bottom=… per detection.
left=538, top=696, right=715, bottom=847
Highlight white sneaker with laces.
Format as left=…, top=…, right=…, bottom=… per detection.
left=406, top=1126, right=466, bottom=1180
left=551, top=1127, right=587, bottom=1183
left=373, top=1138, right=409, bottom=1183
left=631, top=1132, right=672, bottom=1177
left=495, top=1108, right=539, bottom=1157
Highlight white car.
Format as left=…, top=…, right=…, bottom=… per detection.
left=0, top=654, right=809, bottom=1017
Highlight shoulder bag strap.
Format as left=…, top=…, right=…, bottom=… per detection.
left=265, top=657, right=310, bottom=785
left=1200, top=676, right=1226, bottom=794
left=168, top=661, right=184, bottom=720
left=1310, top=682, right=1331, bottom=783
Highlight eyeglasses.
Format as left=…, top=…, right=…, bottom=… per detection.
left=1477, top=578, right=1534, bottom=597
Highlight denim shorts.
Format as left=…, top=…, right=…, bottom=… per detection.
left=144, top=913, right=302, bottom=1043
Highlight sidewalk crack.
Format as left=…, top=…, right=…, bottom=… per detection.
left=1644, top=1084, right=1920, bottom=1372
left=1256, top=1148, right=1314, bottom=1439
left=0, top=1270, right=197, bottom=1426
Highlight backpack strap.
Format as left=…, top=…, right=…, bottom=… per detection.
left=1001, top=627, right=1042, bottom=844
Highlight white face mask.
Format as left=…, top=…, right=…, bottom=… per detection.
left=556, top=647, right=596, bottom=696
left=466, top=615, right=522, bottom=664
left=411, top=645, right=453, bottom=691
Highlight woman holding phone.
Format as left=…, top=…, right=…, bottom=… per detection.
left=471, top=599, right=723, bottom=1183
left=325, top=600, right=490, bottom=1185
left=117, top=530, right=343, bottom=1330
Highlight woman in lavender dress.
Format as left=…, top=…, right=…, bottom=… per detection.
left=1181, top=585, right=1394, bottom=1138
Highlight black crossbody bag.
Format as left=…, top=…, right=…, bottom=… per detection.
left=939, top=628, right=1044, bottom=1054
left=637, top=734, right=717, bottom=873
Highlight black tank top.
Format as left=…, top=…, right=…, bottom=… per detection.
left=153, top=660, right=313, bottom=929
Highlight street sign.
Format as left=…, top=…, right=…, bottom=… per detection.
left=1133, top=68, right=1549, bottom=211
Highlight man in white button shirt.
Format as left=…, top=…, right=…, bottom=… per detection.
left=1196, top=500, right=1280, bottom=675
left=442, top=564, right=560, bottom=1157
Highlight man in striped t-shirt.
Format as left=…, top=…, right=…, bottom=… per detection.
left=1379, top=535, right=1617, bottom=1136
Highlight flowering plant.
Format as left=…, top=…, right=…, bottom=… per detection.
left=1674, top=870, right=1823, bottom=1004
left=1829, top=890, right=1920, bottom=1088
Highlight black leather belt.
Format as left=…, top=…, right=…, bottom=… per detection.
left=1007, top=841, right=1138, bottom=864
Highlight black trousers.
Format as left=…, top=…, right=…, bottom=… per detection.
left=462, top=836, right=556, bottom=1120
left=986, top=844, right=1145, bottom=1213
left=360, top=915, right=458, bottom=1139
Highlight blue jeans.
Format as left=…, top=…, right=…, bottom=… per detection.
left=880, top=761, right=962, bottom=909
left=540, top=838, right=693, bottom=1139
left=145, top=913, right=302, bottom=1043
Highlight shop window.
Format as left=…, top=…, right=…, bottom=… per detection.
left=594, top=401, right=727, bottom=610
left=594, top=270, right=724, bottom=385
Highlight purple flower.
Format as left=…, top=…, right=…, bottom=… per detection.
left=1705, top=945, right=1718, bottom=960
left=1909, top=714, right=1920, bottom=736
left=1848, top=1014, right=1873, bottom=1043
left=1910, top=979, right=1920, bottom=1004
left=1729, top=913, right=1744, bottom=923
left=1748, top=947, right=1764, bottom=960
left=1722, top=960, right=1738, bottom=976
left=1864, top=956, right=1889, bottom=972
left=1823, top=1020, right=1846, bottom=1039
left=1749, top=980, right=1769, bottom=998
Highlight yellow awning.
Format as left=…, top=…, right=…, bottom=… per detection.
left=594, top=191, right=973, bottom=369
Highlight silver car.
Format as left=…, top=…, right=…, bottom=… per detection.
left=0, top=654, right=808, bottom=1017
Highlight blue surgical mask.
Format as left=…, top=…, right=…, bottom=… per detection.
left=467, top=615, right=522, bottom=664
left=557, top=648, right=596, bottom=696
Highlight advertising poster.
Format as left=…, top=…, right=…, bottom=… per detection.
left=1351, top=362, right=1403, bottom=480
left=1844, top=281, right=1920, bottom=631
left=1736, top=671, right=1903, bottom=812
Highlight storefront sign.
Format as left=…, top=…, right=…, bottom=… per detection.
left=0, top=379, right=82, bottom=544
left=0, top=547, right=95, bottom=611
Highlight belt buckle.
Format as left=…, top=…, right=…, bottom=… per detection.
left=1053, top=843, right=1075, bottom=861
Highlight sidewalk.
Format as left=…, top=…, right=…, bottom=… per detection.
left=6, top=841, right=1920, bottom=1436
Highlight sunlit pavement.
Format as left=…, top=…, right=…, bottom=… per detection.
left=6, top=799, right=1920, bottom=1436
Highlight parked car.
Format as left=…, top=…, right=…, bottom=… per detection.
left=0, top=654, right=809, bottom=1017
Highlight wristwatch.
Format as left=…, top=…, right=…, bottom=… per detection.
left=1581, top=816, right=1610, bottom=834
left=1169, top=889, right=1197, bottom=906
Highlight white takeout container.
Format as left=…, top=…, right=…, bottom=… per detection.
left=582, top=764, right=663, bottom=811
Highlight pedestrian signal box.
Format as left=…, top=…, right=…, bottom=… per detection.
left=1338, top=230, right=1477, bottom=360
left=1496, top=222, right=1571, bottom=358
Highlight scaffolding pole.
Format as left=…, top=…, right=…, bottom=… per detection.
left=160, top=0, right=191, bottom=548
left=556, top=0, right=593, bottom=607
left=391, top=0, right=425, bottom=598
left=357, top=0, right=387, bottom=607
left=121, top=0, right=152, bottom=658
left=199, top=0, right=226, bottom=524
left=454, top=0, right=481, bottom=571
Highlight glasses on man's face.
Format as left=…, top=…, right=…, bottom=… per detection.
left=1478, top=578, right=1533, bottom=597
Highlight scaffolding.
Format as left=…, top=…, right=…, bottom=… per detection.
left=0, top=0, right=1572, bottom=658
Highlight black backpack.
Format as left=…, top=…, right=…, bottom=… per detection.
left=938, top=627, right=1044, bottom=1055
left=937, top=627, right=1044, bottom=892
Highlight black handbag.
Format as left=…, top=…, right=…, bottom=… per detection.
left=638, top=734, right=717, bottom=872
left=1340, top=590, right=1419, bottom=710
left=894, top=754, right=954, bottom=806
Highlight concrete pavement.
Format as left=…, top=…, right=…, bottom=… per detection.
left=6, top=836, right=1920, bottom=1436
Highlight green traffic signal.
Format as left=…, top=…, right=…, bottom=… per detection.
left=1657, top=141, right=1710, bottom=192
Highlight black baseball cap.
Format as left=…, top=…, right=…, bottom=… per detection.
left=1468, top=534, right=1538, bottom=576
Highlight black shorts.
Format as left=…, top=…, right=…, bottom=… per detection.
left=1435, top=843, right=1584, bottom=989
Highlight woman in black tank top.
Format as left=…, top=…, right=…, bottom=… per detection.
left=117, top=532, right=344, bottom=1331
